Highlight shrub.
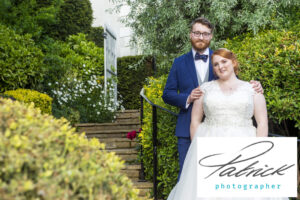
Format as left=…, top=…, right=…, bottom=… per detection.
left=139, top=76, right=179, bottom=198
left=0, top=98, right=140, bottom=200
left=0, top=24, right=45, bottom=92
left=224, top=25, right=300, bottom=134
left=87, top=26, right=104, bottom=48
left=38, top=34, right=104, bottom=93
left=117, top=55, right=153, bottom=109
left=0, top=0, right=63, bottom=39
left=38, top=34, right=107, bottom=123
left=50, top=0, right=93, bottom=41
left=66, top=34, right=104, bottom=77
left=4, top=89, right=52, bottom=115
left=50, top=74, right=122, bottom=124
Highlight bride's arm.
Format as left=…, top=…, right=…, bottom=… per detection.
left=253, top=93, right=268, bottom=137
left=190, top=96, right=204, bottom=140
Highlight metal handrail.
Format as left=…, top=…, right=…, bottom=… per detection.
left=140, top=88, right=178, bottom=116
left=139, top=88, right=300, bottom=200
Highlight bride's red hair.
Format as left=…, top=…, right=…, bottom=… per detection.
left=212, top=48, right=239, bottom=75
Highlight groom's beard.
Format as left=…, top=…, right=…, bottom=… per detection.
left=191, top=39, right=211, bottom=52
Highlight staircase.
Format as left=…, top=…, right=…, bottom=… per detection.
left=75, top=110, right=153, bottom=199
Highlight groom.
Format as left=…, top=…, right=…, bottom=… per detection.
left=162, top=17, right=262, bottom=180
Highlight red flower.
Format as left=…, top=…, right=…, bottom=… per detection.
left=127, top=130, right=137, bottom=140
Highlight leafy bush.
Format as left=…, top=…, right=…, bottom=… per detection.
left=38, top=34, right=107, bottom=123
left=0, top=24, right=45, bottom=92
left=225, top=25, right=300, bottom=133
left=0, top=0, right=63, bottom=39
left=87, top=26, right=104, bottom=48
left=0, top=98, right=140, bottom=200
left=66, top=34, right=104, bottom=77
left=139, top=76, right=179, bottom=198
left=50, top=0, right=93, bottom=41
left=4, top=89, right=52, bottom=114
left=117, top=55, right=153, bottom=109
left=50, top=73, right=122, bottom=124
left=37, top=34, right=104, bottom=93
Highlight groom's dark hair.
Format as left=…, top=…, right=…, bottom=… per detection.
left=190, top=17, right=214, bottom=33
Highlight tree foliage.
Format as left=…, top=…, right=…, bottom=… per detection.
left=86, top=26, right=105, bottom=48
left=0, top=24, right=45, bottom=92
left=0, top=0, right=63, bottom=39
left=50, top=0, right=93, bottom=41
left=0, top=0, right=94, bottom=42
left=111, top=0, right=300, bottom=59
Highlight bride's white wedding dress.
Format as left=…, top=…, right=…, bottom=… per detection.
left=167, top=80, right=288, bottom=200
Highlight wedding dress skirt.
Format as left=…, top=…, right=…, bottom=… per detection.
left=167, top=80, right=288, bottom=200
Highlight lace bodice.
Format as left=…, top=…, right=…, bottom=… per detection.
left=201, top=80, right=255, bottom=127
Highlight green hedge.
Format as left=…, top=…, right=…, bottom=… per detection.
left=4, top=89, right=52, bottom=115
left=0, top=24, right=45, bottom=92
left=139, top=76, right=179, bottom=198
left=117, top=55, right=153, bottom=109
left=49, top=0, right=93, bottom=41
left=39, top=34, right=106, bottom=124
left=0, top=98, right=140, bottom=199
left=87, top=26, right=104, bottom=48
left=224, top=24, right=300, bottom=133
left=40, top=33, right=104, bottom=92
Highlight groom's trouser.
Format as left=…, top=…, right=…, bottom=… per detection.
left=177, top=137, right=191, bottom=182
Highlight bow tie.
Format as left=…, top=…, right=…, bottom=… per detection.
left=195, top=53, right=208, bottom=62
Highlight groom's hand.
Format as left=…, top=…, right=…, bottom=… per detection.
left=250, top=80, right=264, bottom=94
left=187, top=87, right=203, bottom=104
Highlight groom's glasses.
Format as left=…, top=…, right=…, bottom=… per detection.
left=191, top=31, right=211, bottom=39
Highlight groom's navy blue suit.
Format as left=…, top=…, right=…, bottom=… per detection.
left=162, top=48, right=216, bottom=179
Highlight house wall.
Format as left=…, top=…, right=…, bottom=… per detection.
left=90, top=0, right=139, bottom=57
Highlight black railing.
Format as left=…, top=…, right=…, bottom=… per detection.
left=139, top=88, right=300, bottom=200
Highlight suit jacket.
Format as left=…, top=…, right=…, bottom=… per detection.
left=162, top=48, right=217, bottom=138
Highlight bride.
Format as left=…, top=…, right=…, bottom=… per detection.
left=167, top=48, right=288, bottom=200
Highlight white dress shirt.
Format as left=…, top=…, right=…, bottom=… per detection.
left=192, top=48, right=209, bottom=83
left=186, top=48, right=209, bottom=109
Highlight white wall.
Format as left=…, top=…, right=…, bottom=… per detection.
left=90, top=0, right=139, bottom=57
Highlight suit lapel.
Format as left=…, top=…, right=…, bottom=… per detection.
left=185, top=50, right=199, bottom=87
left=208, top=48, right=216, bottom=81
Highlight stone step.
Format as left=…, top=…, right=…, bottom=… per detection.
left=116, top=112, right=140, bottom=119
left=115, top=118, right=140, bottom=123
left=123, top=164, right=141, bottom=170
left=121, top=164, right=142, bottom=179
left=107, top=148, right=138, bottom=155
left=117, top=154, right=138, bottom=162
left=107, top=147, right=139, bottom=163
left=117, top=109, right=139, bottom=113
left=86, top=132, right=127, bottom=139
left=76, top=122, right=141, bottom=132
left=138, top=188, right=152, bottom=198
left=134, top=181, right=152, bottom=198
left=121, top=169, right=139, bottom=179
left=84, top=129, right=131, bottom=138
left=133, top=181, right=153, bottom=189
left=96, top=137, right=137, bottom=149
